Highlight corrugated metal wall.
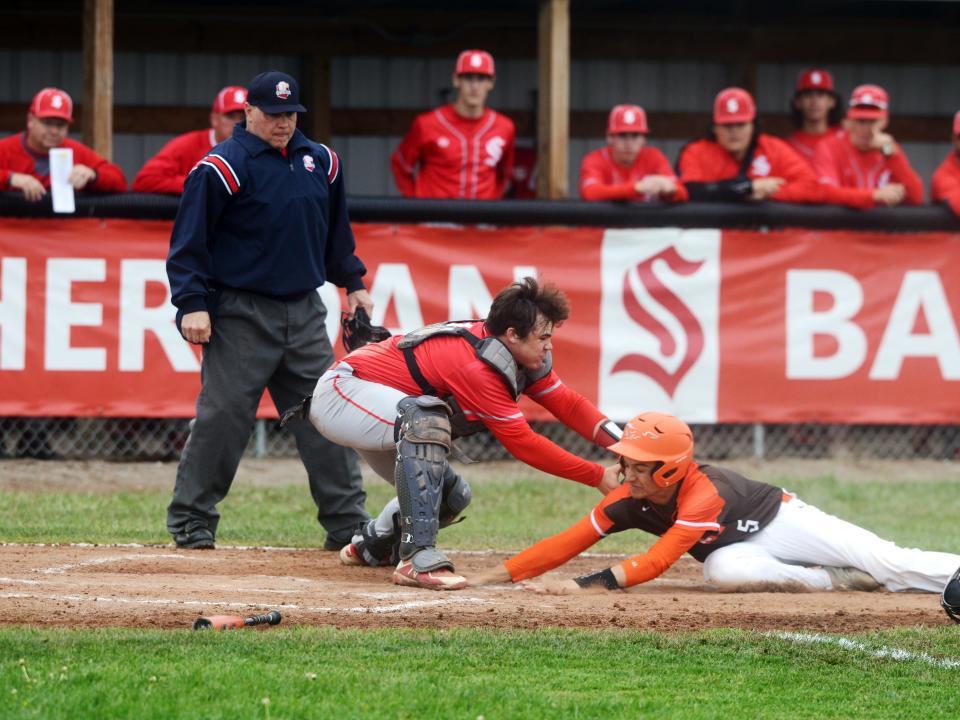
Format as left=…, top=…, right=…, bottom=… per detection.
left=1, top=51, right=956, bottom=198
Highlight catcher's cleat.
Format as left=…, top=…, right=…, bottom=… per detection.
left=392, top=559, right=468, bottom=591
left=339, top=542, right=368, bottom=567
left=824, top=566, right=881, bottom=592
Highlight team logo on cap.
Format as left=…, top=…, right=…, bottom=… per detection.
left=233, top=90, right=245, bottom=103
left=275, top=81, right=291, bottom=100
left=303, top=155, right=315, bottom=172
left=470, top=54, right=483, bottom=68
left=51, top=94, right=64, bottom=109
left=811, top=71, right=822, bottom=85
left=726, top=99, right=739, bottom=113
left=624, top=110, right=636, bottom=124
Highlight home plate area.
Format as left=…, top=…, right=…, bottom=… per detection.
left=0, top=544, right=948, bottom=633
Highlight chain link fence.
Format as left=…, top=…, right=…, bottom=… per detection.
left=1, top=416, right=958, bottom=462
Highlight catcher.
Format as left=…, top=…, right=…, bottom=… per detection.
left=469, top=411, right=960, bottom=604
left=288, top=278, right=622, bottom=591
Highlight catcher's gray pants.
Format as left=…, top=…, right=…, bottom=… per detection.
left=703, top=495, right=960, bottom=592
left=166, top=289, right=368, bottom=544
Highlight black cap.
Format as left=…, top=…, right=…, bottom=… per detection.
left=246, top=71, right=307, bottom=114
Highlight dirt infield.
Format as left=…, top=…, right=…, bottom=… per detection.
left=0, top=543, right=949, bottom=633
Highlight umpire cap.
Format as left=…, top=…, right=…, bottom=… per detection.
left=247, top=71, right=307, bottom=113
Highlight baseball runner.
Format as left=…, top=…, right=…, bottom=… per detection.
left=132, top=86, right=248, bottom=194
left=931, top=110, right=960, bottom=216
left=579, top=104, right=688, bottom=203
left=469, top=412, right=960, bottom=597
left=300, top=278, right=623, bottom=590
left=391, top=49, right=515, bottom=199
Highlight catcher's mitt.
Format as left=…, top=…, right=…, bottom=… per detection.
left=941, top=566, right=960, bottom=624
left=341, top=307, right=391, bottom=352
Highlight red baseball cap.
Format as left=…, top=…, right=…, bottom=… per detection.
left=847, top=84, right=889, bottom=120
left=455, top=50, right=495, bottom=77
left=952, top=110, right=960, bottom=136
left=796, top=68, right=835, bottom=94
left=713, top=87, right=756, bottom=124
left=30, top=87, right=74, bottom=122
left=607, top=104, right=649, bottom=134
left=213, top=86, right=247, bottom=114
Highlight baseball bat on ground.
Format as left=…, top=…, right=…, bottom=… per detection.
left=192, top=610, right=282, bottom=631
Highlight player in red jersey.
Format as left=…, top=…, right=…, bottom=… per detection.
left=813, top=84, right=924, bottom=209
left=469, top=412, right=960, bottom=597
left=677, top=87, right=823, bottom=204
left=786, top=68, right=844, bottom=166
left=391, top=49, right=516, bottom=199
left=0, top=87, right=126, bottom=201
left=304, top=278, right=622, bottom=590
left=931, top=110, right=960, bottom=215
left=132, top=86, right=247, bottom=194
left=579, top=104, right=687, bottom=203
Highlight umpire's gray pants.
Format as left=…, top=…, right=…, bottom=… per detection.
left=166, top=289, right=368, bottom=544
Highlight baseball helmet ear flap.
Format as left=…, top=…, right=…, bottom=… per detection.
left=608, top=412, right=693, bottom=488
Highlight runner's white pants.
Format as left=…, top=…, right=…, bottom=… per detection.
left=703, top=496, right=960, bottom=592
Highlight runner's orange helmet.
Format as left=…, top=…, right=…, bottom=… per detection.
left=608, top=412, right=693, bottom=487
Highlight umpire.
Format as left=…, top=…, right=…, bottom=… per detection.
left=165, top=70, right=372, bottom=550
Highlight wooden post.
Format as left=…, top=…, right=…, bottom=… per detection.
left=307, top=54, right=331, bottom=145
left=82, top=0, right=114, bottom=159
left=537, top=0, right=570, bottom=199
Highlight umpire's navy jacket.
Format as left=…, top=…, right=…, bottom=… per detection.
left=166, top=123, right=366, bottom=322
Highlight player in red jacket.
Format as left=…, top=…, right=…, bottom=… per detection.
left=468, top=412, right=960, bottom=598
left=132, top=86, right=247, bottom=194
left=931, top=110, right=960, bottom=215
left=305, top=278, right=622, bottom=591
left=677, top=87, right=823, bottom=204
left=813, top=84, right=924, bottom=209
left=0, top=87, right=126, bottom=201
left=579, top=104, right=688, bottom=203
left=786, top=68, right=844, bottom=166
left=391, top=49, right=516, bottom=199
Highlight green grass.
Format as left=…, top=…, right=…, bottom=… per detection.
left=2, top=626, right=960, bottom=720
left=1, top=461, right=959, bottom=553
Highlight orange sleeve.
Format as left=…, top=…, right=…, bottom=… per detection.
left=504, top=486, right=629, bottom=582
left=391, top=118, right=422, bottom=197
left=617, top=524, right=705, bottom=586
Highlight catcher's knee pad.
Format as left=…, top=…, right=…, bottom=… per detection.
left=394, top=396, right=453, bottom=567
left=439, top=466, right=472, bottom=528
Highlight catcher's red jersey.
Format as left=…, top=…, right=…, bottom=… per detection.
left=391, top=105, right=516, bottom=199
left=505, top=462, right=785, bottom=587
left=931, top=151, right=960, bottom=216
left=678, top=134, right=823, bottom=204
left=578, top=146, right=689, bottom=202
left=132, top=129, right=216, bottom=194
left=345, top=321, right=607, bottom=486
left=813, top=131, right=924, bottom=209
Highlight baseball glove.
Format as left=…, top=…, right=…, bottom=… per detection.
left=941, top=566, right=960, bottom=623
left=341, top=307, right=391, bottom=352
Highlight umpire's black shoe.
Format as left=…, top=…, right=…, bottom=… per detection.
left=323, top=536, right=349, bottom=551
left=173, top=526, right=215, bottom=550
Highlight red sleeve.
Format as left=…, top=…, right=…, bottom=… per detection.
left=579, top=150, right=636, bottom=201
left=769, top=139, right=824, bottom=204
left=132, top=134, right=196, bottom=194
left=647, top=147, right=689, bottom=203
left=0, top=135, right=25, bottom=190
left=887, top=147, right=924, bottom=205
left=932, top=157, right=960, bottom=216
left=813, top=141, right=875, bottom=209
left=495, top=119, right=515, bottom=198
left=68, top=141, right=127, bottom=192
left=677, top=141, right=717, bottom=183
left=391, top=117, right=423, bottom=197
left=448, top=364, right=604, bottom=486
left=525, top=371, right=607, bottom=445
left=504, top=484, right=628, bottom=581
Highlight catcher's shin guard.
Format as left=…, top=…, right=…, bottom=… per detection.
left=394, top=396, right=453, bottom=571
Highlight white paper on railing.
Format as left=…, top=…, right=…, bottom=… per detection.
left=48, top=147, right=75, bottom=214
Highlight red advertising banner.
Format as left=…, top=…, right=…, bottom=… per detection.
left=1, top=219, right=958, bottom=423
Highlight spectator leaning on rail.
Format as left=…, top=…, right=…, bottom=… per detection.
left=132, top=86, right=247, bottom=194
left=467, top=411, right=960, bottom=599
left=0, top=87, right=127, bottom=201
left=165, top=70, right=372, bottom=551
left=677, top=87, right=823, bottom=204
left=578, top=104, right=688, bottom=203
left=931, top=110, right=960, bottom=215
left=786, top=68, right=844, bottom=166
left=813, top=84, right=924, bottom=209
left=391, top=49, right=515, bottom=199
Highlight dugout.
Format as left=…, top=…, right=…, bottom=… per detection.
left=1, top=0, right=959, bottom=196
